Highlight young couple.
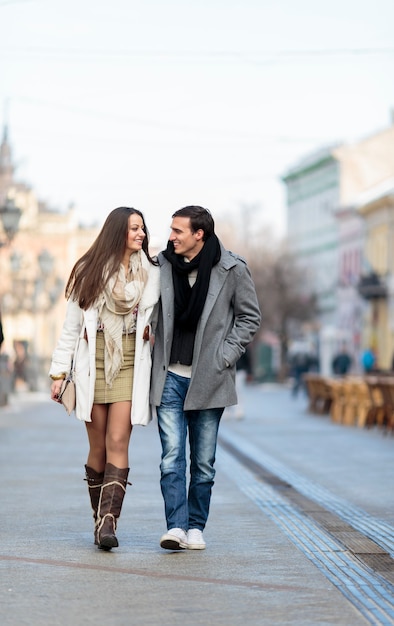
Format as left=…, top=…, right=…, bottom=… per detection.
left=49, top=205, right=261, bottom=551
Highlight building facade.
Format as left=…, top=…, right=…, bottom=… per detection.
left=357, top=179, right=394, bottom=370
left=0, top=126, right=99, bottom=391
left=282, top=122, right=394, bottom=374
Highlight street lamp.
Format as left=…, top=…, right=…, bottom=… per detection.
left=4, top=249, right=64, bottom=315
left=0, top=196, right=22, bottom=246
left=38, top=249, right=54, bottom=276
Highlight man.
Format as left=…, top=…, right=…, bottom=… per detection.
left=150, top=206, right=261, bottom=550
left=332, top=344, right=352, bottom=376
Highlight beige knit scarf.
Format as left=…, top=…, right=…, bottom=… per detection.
left=98, top=251, right=148, bottom=387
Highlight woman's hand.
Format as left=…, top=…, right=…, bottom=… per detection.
left=51, top=380, right=64, bottom=402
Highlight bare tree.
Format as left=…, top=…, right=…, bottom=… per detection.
left=246, top=243, right=317, bottom=379
left=217, top=216, right=316, bottom=379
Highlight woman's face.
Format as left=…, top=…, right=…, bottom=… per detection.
left=126, top=213, right=146, bottom=254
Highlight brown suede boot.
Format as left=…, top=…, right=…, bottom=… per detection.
left=96, top=463, right=130, bottom=550
left=84, top=465, right=105, bottom=545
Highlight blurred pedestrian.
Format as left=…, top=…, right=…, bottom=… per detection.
left=49, top=207, right=160, bottom=550
left=150, top=205, right=261, bottom=551
left=12, top=340, right=29, bottom=391
left=332, top=344, right=352, bottom=376
left=361, top=347, right=376, bottom=374
left=289, top=351, right=311, bottom=397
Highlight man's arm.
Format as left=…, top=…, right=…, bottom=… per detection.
left=223, top=261, right=261, bottom=367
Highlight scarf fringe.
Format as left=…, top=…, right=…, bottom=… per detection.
left=98, top=251, right=148, bottom=387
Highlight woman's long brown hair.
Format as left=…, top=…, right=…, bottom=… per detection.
left=65, top=207, right=157, bottom=310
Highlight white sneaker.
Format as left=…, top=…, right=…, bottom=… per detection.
left=160, top=528, right=188, bottom=550
left=187, top=529, right=206, bottom=550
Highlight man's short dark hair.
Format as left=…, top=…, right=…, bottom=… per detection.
left=172, top=206, right=215, bottom=241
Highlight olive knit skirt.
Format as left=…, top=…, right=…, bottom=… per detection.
left=94, top=332, right=135, bottom=403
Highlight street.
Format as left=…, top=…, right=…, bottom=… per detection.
left=0, top=384, right=393, bottom=626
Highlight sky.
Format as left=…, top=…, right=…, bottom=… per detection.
left=1, top=0, right=394, bottom=246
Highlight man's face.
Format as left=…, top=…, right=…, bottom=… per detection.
left=169, top=216, right=204, bottom=260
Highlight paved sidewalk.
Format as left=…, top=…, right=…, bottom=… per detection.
left=222, top=383, right=394, bottom=524
left=0, top=387, right=391, bottom=625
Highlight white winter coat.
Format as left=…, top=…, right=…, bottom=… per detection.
left=49, top=257, right=160, bottom=425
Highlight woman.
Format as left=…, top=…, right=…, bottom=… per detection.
left=49, top=207, right=160, bottom=550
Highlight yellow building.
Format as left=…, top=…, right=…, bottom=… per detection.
left=283, top=120, right=394, bottom=373
left=0, top=126, right=99, bottom=391
left=357, top=179, right=394, bottom=369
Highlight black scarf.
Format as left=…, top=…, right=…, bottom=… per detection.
left=162, top=234, right=221, bottom=365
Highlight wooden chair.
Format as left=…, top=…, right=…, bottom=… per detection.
left=375, top=377, right=394, bottom=433
left=354, top=379, right=375, bottom=428
left=364, top=377, right=386, bottom=428
left=303, top=373, right=319, bottom=412
left=341, top=378, right=360, bottom=426
left=329, top=379, right=346, bottom=423
left=303, top=374, right=332, bottom=414
left=317, top=377, right=333, bottom=414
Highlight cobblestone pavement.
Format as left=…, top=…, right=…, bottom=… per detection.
left=0, top=385, right=393, bottom=626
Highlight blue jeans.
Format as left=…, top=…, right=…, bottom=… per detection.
left=157, top=371, right=224, bottom=532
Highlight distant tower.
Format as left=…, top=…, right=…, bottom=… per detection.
left=0, top=124, right=15, bottom=196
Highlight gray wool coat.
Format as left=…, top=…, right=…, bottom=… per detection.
left=150, top=242, right=261, bottom=411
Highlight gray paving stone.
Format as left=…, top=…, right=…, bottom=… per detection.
left=1, top=386, right=389, bottom=625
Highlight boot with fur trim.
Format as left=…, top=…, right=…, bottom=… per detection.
left=96, top=463, right=130, bottom=550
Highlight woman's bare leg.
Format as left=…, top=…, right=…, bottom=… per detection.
left=106, top=401, right=133, bottom=468
left=85, top=403, right=109, bottom=472
left=94, top=401, right=132, bottom=549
